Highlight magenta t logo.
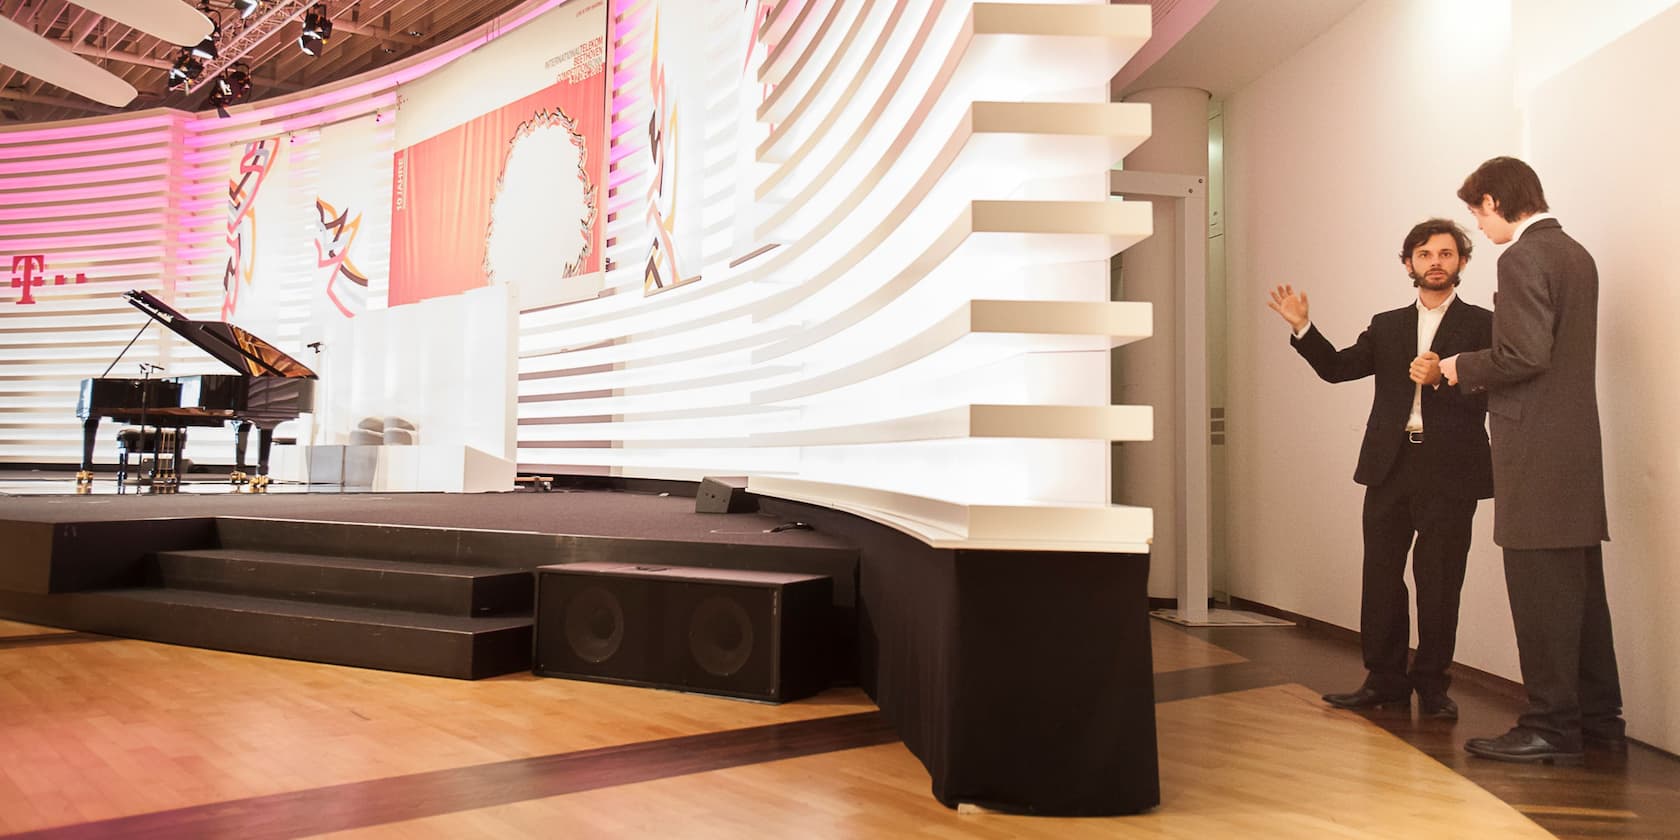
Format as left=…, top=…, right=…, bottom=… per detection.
left=9, top=255, right=45, bottom=305
left=8, top=255, right=88, bottom=304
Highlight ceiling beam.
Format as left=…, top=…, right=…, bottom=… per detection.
left=67, top=43, right=175, bottom=71
left=334, top=19, right=427, bottom=46
left=0, top=87, right=120, bottom=114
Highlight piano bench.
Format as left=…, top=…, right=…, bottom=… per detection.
left=116, top=427, right=187, bottom=487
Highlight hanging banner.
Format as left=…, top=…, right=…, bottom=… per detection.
left=389, top=3, right=606, bottom=307
left=221, top=135, right=286, bottom=322
left=314, top=114, right=392, bottom=320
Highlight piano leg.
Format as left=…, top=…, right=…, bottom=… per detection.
left=231, top=420, right=251, bottom=485
left=77, top=416, right=100, bottom=489
left=251, top=427, right=275, bottom=490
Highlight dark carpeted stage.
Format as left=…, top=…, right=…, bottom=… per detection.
left=0, top=473, right=1160, bottom=817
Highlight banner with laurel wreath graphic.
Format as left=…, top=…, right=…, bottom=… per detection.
left=389, top=71, right=604, bottom=307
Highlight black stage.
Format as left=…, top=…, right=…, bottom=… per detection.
left=0, top=471, right=1159, bottom=816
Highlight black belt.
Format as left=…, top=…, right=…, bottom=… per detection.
left=1407, top=430, right=1424, bottom=444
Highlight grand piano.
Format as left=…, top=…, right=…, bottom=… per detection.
left=76, top=290, right=317, bottom=489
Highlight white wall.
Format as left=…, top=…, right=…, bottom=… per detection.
left=1222, top=0, right=1678, bottom=752
left=1521, top=0, right=1680, bottom=756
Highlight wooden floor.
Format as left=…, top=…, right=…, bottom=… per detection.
left=1, top=616, right=1675, bottom=838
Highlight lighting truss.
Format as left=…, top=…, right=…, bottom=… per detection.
left=181, top=0, right=317, bottom=94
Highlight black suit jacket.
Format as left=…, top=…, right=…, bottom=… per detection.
left=1291, top=297, right=1494, bottom=499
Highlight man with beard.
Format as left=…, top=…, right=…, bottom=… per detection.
left=1266, top=218, right=1493, bottom=719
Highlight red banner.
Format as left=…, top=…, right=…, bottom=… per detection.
left=390, top=73, right=605, bottom=307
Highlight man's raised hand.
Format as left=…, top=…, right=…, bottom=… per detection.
left=1267, top=284, right=1310, bottom=333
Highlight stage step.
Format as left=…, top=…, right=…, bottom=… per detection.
left=150, top=549, right=533, bottom=617
left=77, top=587, right=532, bottom=680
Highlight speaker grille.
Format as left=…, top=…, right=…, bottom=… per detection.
left=688, top=594, right=755, bottom=677
left=563, top=585, right=624, bottom=664
left=534, top=563, right=832, bottom=702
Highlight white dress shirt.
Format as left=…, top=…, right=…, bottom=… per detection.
left=1408, top=293, right=1455, bottom=432
left=1291, top=290, right=1456, bottom=432
left=1511, top=212, right=1556, bottom=242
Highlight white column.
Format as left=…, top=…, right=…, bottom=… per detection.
left=1114, top=87, right=1210, bottom=612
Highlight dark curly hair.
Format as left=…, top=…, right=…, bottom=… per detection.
left=1400, top=218, right=1473, bottom=263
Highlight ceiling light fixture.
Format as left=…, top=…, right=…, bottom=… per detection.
left=206, top=61, right=253, bottom=118
left=167, top=48, right=205, bottom=89
left=230, top=0, right=261, bottom=17
left=297, top=5, right=332, bottom=56
left=190, top=1, right=221, bottom=60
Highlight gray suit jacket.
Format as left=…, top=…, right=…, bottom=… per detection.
left=1455, top=218, right=1608, bottom=549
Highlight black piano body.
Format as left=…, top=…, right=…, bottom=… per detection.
left=77, top=290, right=317, bottom=486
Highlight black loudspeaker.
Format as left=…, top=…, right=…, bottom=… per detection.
left=533, top=562, right=833, bottom=702
left=695, top=476, right=756, bottom=514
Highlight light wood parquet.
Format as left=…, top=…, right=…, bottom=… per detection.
left=306, top=682, right=1555, bottom=840
left=2, top=616, right=1675, bottom=838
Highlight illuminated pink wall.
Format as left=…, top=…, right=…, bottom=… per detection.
left=0, top=0, right=576, bottom=466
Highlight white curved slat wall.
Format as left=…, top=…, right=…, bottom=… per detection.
left=0, top=113, right=197, bottom=467
left=0, top=0, right=1156, bottom=553
left=519, top=0, right=1157, bottom=550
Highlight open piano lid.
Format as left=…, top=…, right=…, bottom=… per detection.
left=124, top=290, right=317, bottom=378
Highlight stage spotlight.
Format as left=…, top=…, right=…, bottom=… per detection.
left=167, top=49, right=205, bottom=89
left=297, top=6, right=332, bottom=56
left=224, top=63, right=253, bottom=100
left=206, top=64, right=252, bottom=118
left=231, top=0, right=261, bottom=17
left=190, top=33, right=219, bottom=60
left=191, top=2, right=221, bottom=60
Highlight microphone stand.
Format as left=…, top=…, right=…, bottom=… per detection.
left=138, top=363, right=154, bottom=490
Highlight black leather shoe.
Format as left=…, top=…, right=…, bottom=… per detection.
left=1322, top=687, right=1411, bottom=710
left=1418, top=692, right=1458, bottom=719
left=1465, top=729, right=1584, bottom=765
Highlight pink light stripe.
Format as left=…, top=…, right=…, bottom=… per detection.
left=610, top=105, right=649, bottom=130
left=610, top=116, right=641, bottom=141
left=39, top=260, right=170, bottom=276
left=607, top=192, right=640, bottom=215
left=0, top=196, right=169, bottom=222
left=174, top=168, right=230, bottom=183
left=607, top=164, right=644, bottom=190
left=0, top=181, right=167, bottom=206
left=611, top=67, right=646, bottom=93
left=0, top=147, right=174, bottom=177
left=0, top=164, right=171, bottom=192
left=187, top=98, right=394, bottom=149
left=0, top=211, right=167, bottom=236
left=268, top=97, right=399, bottom=133
left=3, top=245, right=162, bottom=263
left=0, top=131, right=174, bottom=161
left=0, top=112, right=179, bottom=147
left=0, top=228, right=166, bottom=249
left=178, top=198, right=223, bottom=213
left=609, top=139, right=645, bottom=165
left=180, top=147, right=241, bottom=165
left=613, top=0, right=648, bottom=31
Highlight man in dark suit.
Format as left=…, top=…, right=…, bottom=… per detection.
left=1268, top=218, right=1494, bottom=719
left=1439, top=157, right=1624, bottom=764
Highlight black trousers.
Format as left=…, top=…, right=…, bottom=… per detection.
left=1359, top=441, right=1477, bottom=695
left=1503, top=545, right=1623, bottom=747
